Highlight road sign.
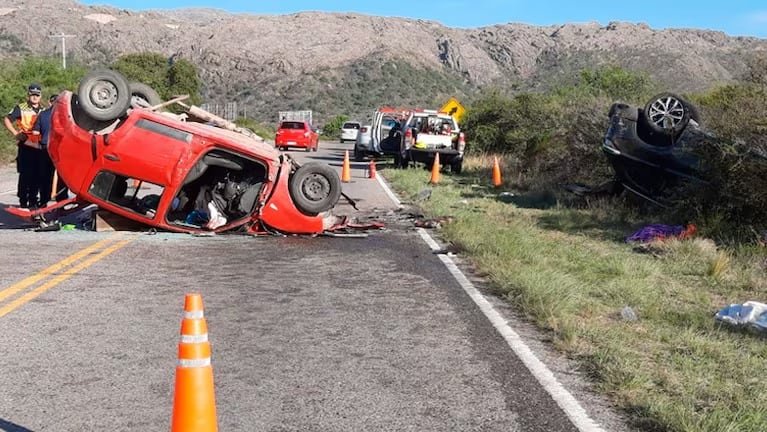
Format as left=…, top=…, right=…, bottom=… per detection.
left=440, top=97, right=466, bottom=123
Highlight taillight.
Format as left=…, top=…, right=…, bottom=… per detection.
left=404, top=128, right=413, bottom=149
left=361, top=127, right=368, bottom=133
left=457, top=132, right=466, bottom=153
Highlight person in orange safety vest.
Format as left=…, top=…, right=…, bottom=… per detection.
left=4, top=83, right=44, bottom=208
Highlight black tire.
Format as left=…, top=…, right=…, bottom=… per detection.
left=353, top=145, right=364, bottom=161
left=77, top=69, right=132, bottom=121
left=289, top=162, right=342, bottom=215
left=312, top=143, right=318, bottom=152
left=70, top=94, right=115, bottom=132
left=643, top=93, right=691, bottom=136
left=450, top=161, right=463, bottom=174
left=340, top=138, right=344, bottom=144
left=129, top=82, right=161, bottom=109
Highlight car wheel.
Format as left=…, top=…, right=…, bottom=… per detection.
left=306, top=146, right=311, bottom=152
left=289, top=162, right=342, bottom=215
left=71, top=94, right=114, bottom=132
left=643, top=93, right=691, bottom=136
left=129, top=82, right=162, bottom=109
left=353, top=145, right=364, bottom=161
left=312, top=143, right=318, bottom=152
left=450, top=161, right=463, bottom=174
left=77, top=69, right=132, bottom=121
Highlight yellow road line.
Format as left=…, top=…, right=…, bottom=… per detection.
left=0, top=233, right=124, bottom=304
left=0, top=235, right=137, bottom=318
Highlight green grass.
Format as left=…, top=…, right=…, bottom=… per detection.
left=383, top=159, right=767, bottom=432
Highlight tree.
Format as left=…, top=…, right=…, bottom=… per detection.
left=322, top=114, right=349, bottom=137
left=111, top=52, right=202, bottom=105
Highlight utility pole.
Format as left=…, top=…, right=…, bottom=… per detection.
left=48, top=33, right=76, bottom=69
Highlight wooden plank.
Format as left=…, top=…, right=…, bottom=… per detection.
left=93, top=210, right=145, bottom=232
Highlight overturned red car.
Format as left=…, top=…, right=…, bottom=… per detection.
left=7, top=70, right=344, bottom=235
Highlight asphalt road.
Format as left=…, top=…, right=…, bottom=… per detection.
left=0, top=141, right=630, bottom=431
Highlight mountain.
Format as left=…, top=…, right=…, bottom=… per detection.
left=1, top=0, right=765, bottom=125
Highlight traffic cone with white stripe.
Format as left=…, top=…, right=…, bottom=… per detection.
left=171, top=293, right=218, bottom=432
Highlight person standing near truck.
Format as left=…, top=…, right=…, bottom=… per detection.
left=4, top=83, right=44, bottom=208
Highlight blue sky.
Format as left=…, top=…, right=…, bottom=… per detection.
left=81, top=0, right=767, bottom=38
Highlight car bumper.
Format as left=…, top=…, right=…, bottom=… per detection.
left=408, top=148, right=463, bottom=164
left=276, top=138, right=311, bottom=148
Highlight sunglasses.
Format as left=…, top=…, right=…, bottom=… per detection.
left=29, top=93, right=41, bottom=97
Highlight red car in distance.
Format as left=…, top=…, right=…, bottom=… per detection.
left=275, top=120, right=319, bottom=152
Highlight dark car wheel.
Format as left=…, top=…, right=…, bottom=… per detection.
left=129, top=82, right=161, bottom=109
left=71, top=95, right=114, bottom=132
left=450, top=161, right=463, bottom=174
left=312, top=143, right=318, bottom=152
left=77, top=69, right=132, bottom=121
left=643, top=93, right=691, bottom=136
left=353, top=145, right=364, bottom=161
left=289, top=162, right=342, bottom=215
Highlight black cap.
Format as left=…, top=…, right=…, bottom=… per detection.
left=28, top=83, right=42, bottom=95
left=49, top=94, right=58, bottom=103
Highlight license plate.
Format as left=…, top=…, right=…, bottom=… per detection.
left=287, top=141, right=297, bottom=145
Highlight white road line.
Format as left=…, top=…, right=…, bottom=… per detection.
left=416, top=229, right=605, bottom=432
left=375, top=173, right=402, bottom=207
left=376, top=171, right=604, bottom=431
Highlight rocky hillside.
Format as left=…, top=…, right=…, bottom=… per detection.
left=1, top=0, right=765, bottom=124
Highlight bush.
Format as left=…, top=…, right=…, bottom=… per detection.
left=322, top=114, right=349, bottom=137
left=671, top=82, right=767, bottom=239
left=462, top=66, right=652, bottom=189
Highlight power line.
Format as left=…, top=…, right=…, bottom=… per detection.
left=48, top=33, right=76, bottom=69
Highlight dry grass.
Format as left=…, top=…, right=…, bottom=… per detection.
left=384, top=156, right=767, bottom=432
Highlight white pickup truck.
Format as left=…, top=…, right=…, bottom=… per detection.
left=362, top=108, right=465, bottom=173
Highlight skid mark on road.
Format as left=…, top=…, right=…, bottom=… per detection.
left=0, top=233, right=137, bottom=318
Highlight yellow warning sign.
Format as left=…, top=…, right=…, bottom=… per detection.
left=440, top=97, right=466, bottom=123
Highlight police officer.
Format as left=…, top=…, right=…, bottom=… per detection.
left=33, top=94, right=69, bottom=206
left=4, top=83, right=44, bottom=208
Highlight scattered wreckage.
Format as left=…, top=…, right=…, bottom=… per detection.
left=7, top=70, right=354, bottom=235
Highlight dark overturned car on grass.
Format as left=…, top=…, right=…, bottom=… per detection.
left=599, top=92, right=713, bottom=206
left=7, top=70, right=345, bottom=235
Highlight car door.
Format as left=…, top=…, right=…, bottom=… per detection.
left=93, top=113, right=190, bottom=187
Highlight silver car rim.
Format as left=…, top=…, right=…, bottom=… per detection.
left=89, top=80, right=120, bottom=110
left=301, top=173, right=330, bottom=202
left=647, top=96, right=685, bottom=129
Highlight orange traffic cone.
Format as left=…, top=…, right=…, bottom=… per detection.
left=492, top=157, right=502, bottom=188
left=429, top=153, right=440, bottom=184
left=368, top=159, right=377, bottom=179
left=171, top=294, right=218, bottom=432
left=341, top=150, right=351, bottom=183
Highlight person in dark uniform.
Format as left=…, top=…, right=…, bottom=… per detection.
left=3, top=83, right=44, bottom=208
left=33, top=94, right=69, bottom=206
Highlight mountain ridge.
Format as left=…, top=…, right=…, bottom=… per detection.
left=1, top=0, right=765, bottom=123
